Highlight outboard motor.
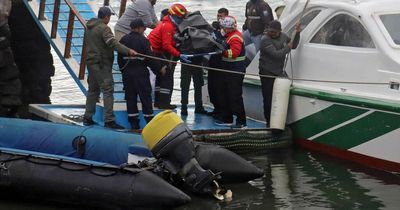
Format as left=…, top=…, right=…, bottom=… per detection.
left=142, top=110, right=226, bottom=197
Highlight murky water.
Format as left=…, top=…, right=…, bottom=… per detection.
left=3, top=0, right=400, bottom=209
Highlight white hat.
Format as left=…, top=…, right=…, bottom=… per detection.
left=220, top=16, right=237, bottom=29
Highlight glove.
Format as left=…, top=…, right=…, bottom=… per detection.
left=211, top=21, right=220, bottom=30
left=211, top=32, right=217, bottom=40
left=180, top=54, right=192, bottom=63
left=222, top=41, right=229, bottom=50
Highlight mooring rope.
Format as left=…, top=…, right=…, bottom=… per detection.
left=129, top=52, right=389, bottom=85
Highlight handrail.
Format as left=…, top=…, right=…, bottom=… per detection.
left=119, top=0, right=128, bottom=18
left=39, top=0, right=87, bottom=80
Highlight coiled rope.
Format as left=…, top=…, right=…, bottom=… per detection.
left=194, top=128, right=293, bottom=153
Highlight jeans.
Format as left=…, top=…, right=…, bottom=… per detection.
left=243, top=30, right=262, bottom=52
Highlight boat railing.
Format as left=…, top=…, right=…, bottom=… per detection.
left=37, top=0, right=87, bottom=80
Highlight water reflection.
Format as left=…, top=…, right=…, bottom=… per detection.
left=175, top=148, right=400, bottom=210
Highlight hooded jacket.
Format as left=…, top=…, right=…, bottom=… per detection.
left=85, top=18, right=130, bottom=65
left=148, top=15, right=180, bottom=57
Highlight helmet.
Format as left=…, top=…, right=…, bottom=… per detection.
left=168, top=3, right=187, bottom=18
left=220, top=16, right=237, bottom=29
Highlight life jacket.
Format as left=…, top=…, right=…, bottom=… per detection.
left=222, top=30, right=246, bottom=63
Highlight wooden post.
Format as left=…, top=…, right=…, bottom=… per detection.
left=50, top=0, right=60, bottom=38
left=38, top=0, right=46, bottom=20
left=79, top=31, right=87, bottom=80
left=119, top=0, right=127, bottom=18
left=64, top=10, right=74, bottom=58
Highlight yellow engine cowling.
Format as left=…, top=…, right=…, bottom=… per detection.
left=142, top=110, right=183, bottom=150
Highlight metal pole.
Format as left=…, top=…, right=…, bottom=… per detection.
left=50, top=0, right=60, bottom=38
left=64, top=10, right=75, bottom=58
left=38, top=0, right=46, bottom=20
left=119, top=0, right=127, bottom=18
left=79, top=31, right=87, bottom=80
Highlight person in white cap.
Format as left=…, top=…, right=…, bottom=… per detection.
left=214, top=16, right=247, bottom=129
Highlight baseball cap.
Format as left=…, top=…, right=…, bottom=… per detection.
left=267, top=20, right=282, bottom=32
left=98, top=6, right=113, bottom=19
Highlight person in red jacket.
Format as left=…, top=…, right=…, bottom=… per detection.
left=148, top=3, right=190, bottom=110
left=214, top=15, right=247, bottom=129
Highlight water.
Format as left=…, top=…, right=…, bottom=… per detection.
left=5, top=0, right=400, bottom=209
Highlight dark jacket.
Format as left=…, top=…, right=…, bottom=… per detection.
left=259, top=32, right=300, bottom=76
left=243, top=0, right=274, bottom=36
left=117, top=31, right=161, bottom=76
left=85, top=18, right=130, bottom=65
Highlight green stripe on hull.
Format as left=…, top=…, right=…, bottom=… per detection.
left=314, top=111, right=400, bottom=149
left=290, top=104, right=368, bottom=139
left=291, top=88, right=400, bottom=114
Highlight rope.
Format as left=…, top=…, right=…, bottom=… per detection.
left=0, top=149, right=143, bottom=177
left=130, top=52, right=389, bottom=85
left=194, top=129, right=293, bottom=153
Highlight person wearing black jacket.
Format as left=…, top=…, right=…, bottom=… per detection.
left=118, top=19, right=166, bottom=129
left=243, top=0, right=274, bottom=52
left=259, top=20, right=300, bottom=127
left=208, top=8, right=229, bottom=117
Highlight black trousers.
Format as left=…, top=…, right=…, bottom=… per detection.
left=217, top=72, right=246, bottom=124
left=207, top=70, right=223, bottom=114
left=180, top=61, right=204, bottom=109
left=154, top=53, right=176, bottom=105
left=260, top=76, right=275, bottom=124
left=208, top=55, right=223, bottom=114
left=123, top=71, right=153, bottom=117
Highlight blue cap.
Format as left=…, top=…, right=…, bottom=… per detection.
left=98, top=6, right=113, bottom=19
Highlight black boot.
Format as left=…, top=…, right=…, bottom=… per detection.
left=144, top=116, right=153, bottom=123
left=195, top=106, right=210, bottom=115
left=181, top=105, right=188, bottom=116
left=128, top=116, right=140, bottom=130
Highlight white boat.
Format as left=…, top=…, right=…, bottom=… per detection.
left=239, top=0, right=400, bottom=173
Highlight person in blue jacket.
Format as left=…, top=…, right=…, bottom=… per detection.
left=118, top=18, right=166, bottom=129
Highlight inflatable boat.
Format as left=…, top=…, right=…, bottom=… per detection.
left=0, top=147, right=190, bottom=209
left=0, top=115, right=263, bottom=201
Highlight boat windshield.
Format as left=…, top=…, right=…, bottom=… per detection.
left=380, top=14, right=400, bottom=45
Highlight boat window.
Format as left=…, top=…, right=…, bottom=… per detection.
left=380, top=14, right=400, bottom=45
left=287, top=10, right=321, bottom=36
left=311, top=14, right=375, bottom=48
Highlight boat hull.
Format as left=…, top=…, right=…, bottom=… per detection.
left=288, top=89, right=400, bottom=173
left=239, top=82, right=400, bottom=173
